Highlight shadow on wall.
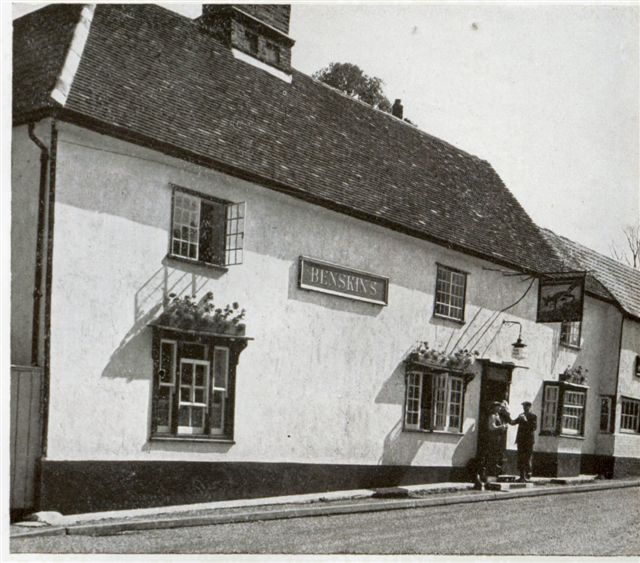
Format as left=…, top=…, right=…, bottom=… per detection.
left=102, top=259, right=226, bottom=383
left=375, top=360, right=477, bottom=472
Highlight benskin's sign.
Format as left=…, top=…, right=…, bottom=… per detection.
left=298, top=256, right=389, bottom=305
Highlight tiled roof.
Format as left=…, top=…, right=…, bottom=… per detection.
left=13, top=4, right=563, bottom=274
left=542, top=229, right=640, bottom=320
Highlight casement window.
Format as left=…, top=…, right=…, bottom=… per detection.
left=560, top=321, right=582, bottom=348
left=620, top=397, right=640, bottom=433
left=541, top=381, right=587, bottom=436
left=599, top=395, right=614, bottom=433
left=404, top=370, right=465, bottom=433
left=170, top=187, right=245, bottom=267
left=152, top=328, right=244, bottom=440
left=433, top=265, right=467, bottom=322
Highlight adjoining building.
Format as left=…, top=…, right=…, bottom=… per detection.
left=10, top=4, right=640, bottom=516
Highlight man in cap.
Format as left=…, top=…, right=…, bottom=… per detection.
left=509, top=401, right=537, bottom=482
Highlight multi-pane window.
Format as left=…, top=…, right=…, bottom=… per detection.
left=600, top=396, right=613, bottom=433
left=170, top=187, right=245, bottom=267
left=620, top=397, right=640, bottom=433
left=560, top=321, right=581, bottom=348
left=561, top=390, right=586, bottom=435
left=542, top=385, right=559, bottom=432
left=434, top=265, right=467, bottom=322
left=264, top=41, right=281, bottom=65
left=404, top=371, right=465, bottom=433
left=541, top=382, right=587, bottom=436
left=152, top=330, right=238, bottom=439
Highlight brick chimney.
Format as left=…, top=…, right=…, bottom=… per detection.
left=392, top=99, right=403, bottom=119
left=199, top=4, right=295, bottom=73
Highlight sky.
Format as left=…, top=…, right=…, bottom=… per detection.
left=9, top=1, right=640, bottom=259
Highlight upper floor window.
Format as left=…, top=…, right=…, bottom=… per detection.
left=635, top=356, right=640, bottom=378
left=404, top=370, right=466, bottom=433
left=620, top=397, right=640, bottom=433
left=560, top=321, right=581, bottom=348
left=434, top=265, right=467, bottom=322
left=541, top=381, right=587, bottom=436
left=243, top=29, right=259, bottom=55
left=170, top=187, right=245, bottom=267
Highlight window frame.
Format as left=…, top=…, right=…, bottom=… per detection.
left=620, top=396, right=640, bottom=434
left=151, top=327, right=243, bottom=442
left=559, top=320, right=582, bottom=349
left=635, top=356, right=640, bottom=379
left=403, top=368, right=468, bottom=434
left=433, top=264, right=467, bottom=323
left=169, top=185, right=245, bottom=268
left=599, top=395, right=615, bottom=434
left=540, top=380, right=588, bottom=437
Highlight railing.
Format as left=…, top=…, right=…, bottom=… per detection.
left=10, top=365, right=43, bottom=512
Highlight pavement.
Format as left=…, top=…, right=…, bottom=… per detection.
left=10, top=474, right=640, bottom=539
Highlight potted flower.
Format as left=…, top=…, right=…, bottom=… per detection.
left=407, top=341, right=479, bottom=373
left=560, top=365, right=588, bottom=385
left=157, top=292, right=246, bottom=336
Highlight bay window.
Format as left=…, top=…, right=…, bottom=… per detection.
left=620, top=397, right=640, bottom=433
left=151, top=327, right=247, bottom=440
left=541, top=381, right=588, bottom=437
left=404, top=369, right=467, bottom=433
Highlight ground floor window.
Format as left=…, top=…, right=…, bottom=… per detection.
left=404, top=370, right=466, bottom=433
left=541, top=381, right=587, bottom=436
left=599, top=395, right=614, bottom=433
left=152, top=327, right=246, bottom=439
left=620, top=397, right=640, bottom=433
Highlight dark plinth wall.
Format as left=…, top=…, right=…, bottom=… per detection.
left=39, top=460, right=469, bottom=515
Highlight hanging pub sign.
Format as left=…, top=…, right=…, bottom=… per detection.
left=298, top=256, right=389, bottom=306
left=536, top=272, right=586, bottom=323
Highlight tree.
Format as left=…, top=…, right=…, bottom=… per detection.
left=610, top=224, right=640, bottom=269
left=312, top=62, right=391, bottom=112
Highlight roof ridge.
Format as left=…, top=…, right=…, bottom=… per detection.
left=542, top=227, right=640, bottom=278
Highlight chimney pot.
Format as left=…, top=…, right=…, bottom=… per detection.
left=392, top=99, right=403, bottom=119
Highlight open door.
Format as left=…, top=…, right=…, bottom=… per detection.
left=476, top=361, right=513, bottom=473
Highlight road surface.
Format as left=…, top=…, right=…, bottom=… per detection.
left=11, top=486, right=640, bottom=555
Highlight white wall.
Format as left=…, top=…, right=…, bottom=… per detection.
left=33, top=122, right=629, bottom=468
left=615, top=317, right=640, bottom=458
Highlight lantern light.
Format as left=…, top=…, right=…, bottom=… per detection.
left=503, top=320, right=528, bottom=360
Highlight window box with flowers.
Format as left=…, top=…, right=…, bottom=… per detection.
left=149, top=293, right=251, bottom=441
left=403, top=342, right=477, bottom=434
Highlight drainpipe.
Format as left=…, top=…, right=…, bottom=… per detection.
left=27, top=124, right=49, bottom=367
left=41, top=120, right=58, bottom=460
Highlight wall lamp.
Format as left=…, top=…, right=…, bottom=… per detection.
left=503, top=320, right=527, bottom=360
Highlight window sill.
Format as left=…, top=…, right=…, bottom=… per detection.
left=151, top=435, right=235, bottom=444
left=404, top=429, right=464, bottom=436
left=432, top=313, right=466, bottom=326
left=539, top=431, right=585, bottom=440
left=166, top=254, right=229, bottom=272
left=559, top=342, right=581, bottom=351
left=619, top=430, right=640, bottom=435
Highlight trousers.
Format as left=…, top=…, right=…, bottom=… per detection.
left=517, top=442, right=533, bottom=478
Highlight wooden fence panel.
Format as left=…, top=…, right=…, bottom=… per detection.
left=10, top=366, right=43, bottom=511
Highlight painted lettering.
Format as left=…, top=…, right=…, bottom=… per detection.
left=357, top=277, right=368, bottom=294
left=346, top=275, right=355, bottom=292
left=337, top=273, right=347, bottom=289
left=369, top=281, right=378, bottom=296
left=328, top=270, right=338, bottom=288
left=310, top=266, right=320, bottom=284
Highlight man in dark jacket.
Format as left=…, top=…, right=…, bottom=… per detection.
left=510, top=401, right=537, bottom=482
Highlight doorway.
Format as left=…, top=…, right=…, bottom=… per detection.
left=476, top=362, right=513, bottom=459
